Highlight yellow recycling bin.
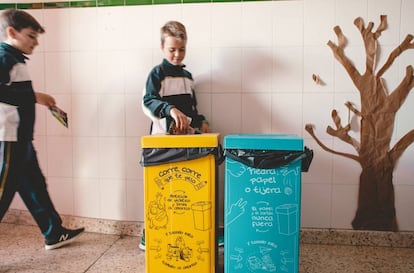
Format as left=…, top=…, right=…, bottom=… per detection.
left=141, top=133, right=220, bottom=273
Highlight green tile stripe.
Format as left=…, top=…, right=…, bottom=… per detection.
left=71, top=1, right=97, bottom=7
left=0, top=4, right=17, bottom=10
left=17, top=3, right=44, bottom=9
left=125, top=0, right=152, bottom=5
left=97, top=0, right=125, bottom=6
left=44, top=1, right=70, bottom=8
left=0, top=0, right=284, bottom=10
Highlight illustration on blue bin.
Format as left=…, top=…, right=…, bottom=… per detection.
left=224, top=137, right=313, bottom=273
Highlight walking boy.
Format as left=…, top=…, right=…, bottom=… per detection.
left=0, top=8, right=84, bottom=250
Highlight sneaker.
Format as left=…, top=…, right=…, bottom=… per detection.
left=139, top=230, right=145, bottom=251
left=45, top=227, right=85, bottom=250
left=218, top=235, right=224, bottom=247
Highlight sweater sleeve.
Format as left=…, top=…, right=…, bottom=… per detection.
left=142, top=67, right=175, bottom=119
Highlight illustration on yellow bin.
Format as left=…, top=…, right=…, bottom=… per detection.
left=141, top=134, right=220, bottom=273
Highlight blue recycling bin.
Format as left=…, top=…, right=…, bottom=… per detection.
left=224, top=134, right=309, bottom=273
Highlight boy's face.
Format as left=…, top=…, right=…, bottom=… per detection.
left=161, top=36, right=186, bottom=66
left=6, top=27, right=39, bottom=55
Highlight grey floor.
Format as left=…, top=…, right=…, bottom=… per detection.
left=1, top=222, right=414, bottom=273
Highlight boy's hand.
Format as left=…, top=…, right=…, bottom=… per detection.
left=170, top=108, right=190, bottom=132
left=200, top=123, right=210, bottom=133
left=35, top=92, right=56, bottom=107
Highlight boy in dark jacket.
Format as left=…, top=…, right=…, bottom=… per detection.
left=142, top=21, right=210, bottom=135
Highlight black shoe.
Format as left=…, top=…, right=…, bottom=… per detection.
left=45, top=227, right=85, bottom=250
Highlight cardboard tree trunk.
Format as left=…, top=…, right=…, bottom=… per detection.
left=305, top=15, right=414, bottom=231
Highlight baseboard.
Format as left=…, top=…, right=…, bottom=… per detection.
left=3, top=209, right=144, bottom=237
left=4, top=209, right=413, bottom=248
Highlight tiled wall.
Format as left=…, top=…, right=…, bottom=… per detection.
left=4, top=0, right=414, bottom=231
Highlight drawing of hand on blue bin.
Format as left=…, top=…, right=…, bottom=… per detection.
left=226, top=198, right=248, bottom=226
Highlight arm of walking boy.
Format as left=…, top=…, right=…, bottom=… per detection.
left=35, top=92, right=56, bottom=107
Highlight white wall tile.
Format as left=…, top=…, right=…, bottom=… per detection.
left=44, top=52, right=71, bottom=93
left=401, top=0, right=414, bottom=42
left=273, top=46, right=303, bottom=92
left=185, top=47, right=212, bottom=92
left=96, top=51, right=125, bottom=94
left=183, top=4, right=212, bottom=48
left=124, top=49, right=154, bottom=94
left=395, top=185, right=414, bottom=231
left=303, top=46, right=334, bottom=93
left=301, top=183, right=332, bottom=228
left=125, top=94, right=152, bottom=137
left=241, top=93, right=272, bottom=134
left=47, top=136, right=73, bottom=177
left=97, top=7, right=126, bottom=51
left=211, top=93, right=242, bottom=135
left=211, top=3, right=242, bottom=48
left=43, top=9, right=71, bottom=51
left=211, top=47, right=242, bottom=92
left=99, top=178, right=127, bottom=220
left=98, top=94, right=125, bottom=137
left=271, top=93, right=303, bottom=134
left=71, top=51, right=98, bottom=93
left=241, top=2, right=272, bottom=48
left=242, top=47, right=273, bottom=91
left=47, top=177, right=74, bottom=215
left=272, top=1, right=304, bottom=46
left=71, top=94, right=99, bottom=137
left=70, top=7, right=97, bottom=51
left=125, top=137, right=142, bottom=180
left=98, top=137, right=126, bottom=179
left=73, top=178, right=100, bottom=218
left=304, top=0, right=335, bottom=46
left=73, top=137, right=100, bottom=179
left=123, top=6, right=154, bottom=49
left=126, top=179, right=144, bottom=221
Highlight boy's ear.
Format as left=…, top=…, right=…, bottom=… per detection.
left=6, top=26, right=17, bottom=39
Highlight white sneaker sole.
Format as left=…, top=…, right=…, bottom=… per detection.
left=45, top=230, right=84, bottom=250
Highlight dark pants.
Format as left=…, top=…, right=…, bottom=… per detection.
left=0, top=141, right=62, bottom=238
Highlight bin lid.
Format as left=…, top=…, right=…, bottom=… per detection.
left=224, top=134, right=303, bottom=150
left=141, top=133, right=220, bottom=148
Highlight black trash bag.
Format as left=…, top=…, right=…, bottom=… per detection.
left=225, top=146, right=313, bottom=172
left=140, top=145, right=224, bottom=167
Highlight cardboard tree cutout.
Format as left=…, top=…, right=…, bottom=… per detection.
left=305, top=15, right=414, bottom=231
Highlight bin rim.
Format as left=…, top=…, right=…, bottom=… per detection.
left=141, top=133, right=220, bottom=148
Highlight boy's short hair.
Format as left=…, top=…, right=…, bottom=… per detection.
left=160, top=21, right=187, bottom=46
left=0, top=8, right=45, bottom=41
